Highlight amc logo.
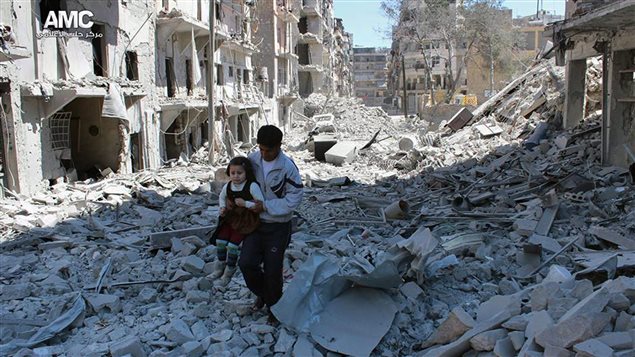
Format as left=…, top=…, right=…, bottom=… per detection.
left=43, top=10, right=95, bottom=29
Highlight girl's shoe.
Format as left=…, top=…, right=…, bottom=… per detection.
left=210, top=260, right=226, bottom=279
left=217, top=265, right=237, bottom=286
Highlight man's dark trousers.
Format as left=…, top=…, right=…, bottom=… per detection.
left=238, top=222, right=291, bottom=307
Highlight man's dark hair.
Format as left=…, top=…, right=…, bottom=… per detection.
left=257, top=125, right=283, bottom=147
left=226, top=156, right=256, bottom=182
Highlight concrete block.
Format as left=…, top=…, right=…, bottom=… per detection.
left=513, top=219, right=538, bottom=237
left=502, top=314, right=530, bottom=331
left=185, top=290, right=209, bottom=304
left=470, top=328, right=507, bottom=351
left=138, top=288, right=157, bottom=303
left=400, top=281, right=424, bottom=300
left=166, top=319, right=195, bottom=344
left=531, top=282, right=562, bottom=312
left=85, top=293, right=122, bottom=313
left=477, top=295, right=521, bottom=322
left=596, top=331, right=633, bottom=350
left=535, top=312, right=611, bottom=348
left=559, top=287, right=610, bottom=322
left=543, top=345, right=572, bottom=357
left=110, top=336, right=146, bottom=357
left=422, top=306, right=475, bottom=348
left=313, top=135, right=338, bottom=161
left=508, top=331, right=525, bottom=351
left=569, top=279, right=594, bottom=300
left=493, top=336, right=515, bottom=357
left=614, top=311, right=632, bottom=331
left=274, top=329, right=296, bottom=353
left=573, top=339, right=614, bottom=357
left=547, top=297, right=578, bottom=321
left=324, top=142, right=357, bottom=166
left=609, top=293, right=631, bottom=311
left=525, top=310, right=554, bottom=340
left=181, top=255, right=205, bottom=275
left=182, top=341, right=204, bottom=357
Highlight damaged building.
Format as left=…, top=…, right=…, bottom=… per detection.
left=0, top=0, right=159, bottom=195
left=549, top=0, right=635, bottom=169
left=251, top=0, right=301, bottom=134
left=156, top=0, right=264, bottom=161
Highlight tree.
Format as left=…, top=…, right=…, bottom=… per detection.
left=382, top=0, right=519, bottom=106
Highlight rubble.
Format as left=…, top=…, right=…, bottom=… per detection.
left=0, top=55, right=633, bottom=356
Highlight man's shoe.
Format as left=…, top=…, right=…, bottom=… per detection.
left=251, top=296, right=265, bottom=311
left=210, top=260, right=226, bottom=279
left=267, top=309, right=279, bottom=325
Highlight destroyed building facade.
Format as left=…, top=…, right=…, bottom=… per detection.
left=251, top=0, right=301, bottom=134
left=0, top=0, right=353, bottom=194
left=550, top=0, right=635, bottom=169
left=0, top=0, right=160, bottom=196
left=352, top=47, right=389, bottom=109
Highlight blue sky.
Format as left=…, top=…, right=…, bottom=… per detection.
left=334, top=0, right=566, bottom=48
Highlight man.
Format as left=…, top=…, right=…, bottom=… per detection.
left=239, top=125, right=303, bottom=323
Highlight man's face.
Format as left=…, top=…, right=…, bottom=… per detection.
left=259, top=144, right=281, bottom=162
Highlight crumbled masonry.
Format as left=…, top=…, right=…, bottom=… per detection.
left=1, top=55, right=634, bottom=356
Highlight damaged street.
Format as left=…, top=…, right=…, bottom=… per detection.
left=1, top=0, right=635, bottom=356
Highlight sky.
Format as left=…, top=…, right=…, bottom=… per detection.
left=334, top=0, right=566, bottom=48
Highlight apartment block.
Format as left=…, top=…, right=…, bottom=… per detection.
left=252, top=0, right=301, bottom=133
left=353, top=47, right=388, bottom=108
left=0, top=0, right=159, bottom=195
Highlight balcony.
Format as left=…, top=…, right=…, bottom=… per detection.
left=298, top=33, right=322, bottom=44
left=276, top=85, right=299, bottom=104
left=298, top=64, right=324, bottom=73
left=301, top=0, right=321, bottom=17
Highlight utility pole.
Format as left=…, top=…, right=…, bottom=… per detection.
left=207, top=0, right=216, bottom=165
left=401, top=54, right=408, bottom=119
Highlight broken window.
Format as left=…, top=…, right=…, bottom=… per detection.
left=215, top=2, right=221, bottom=21
left=186, top=59, right=194, bottom=95
left=228, top=66, right=233, bottom=78
left=39, top=0, right=65, bottom=30
left=216, top=64, right=224, bottom=85
left=92, top=24, right=107, bottom=77
left=243, top=69, right=249, bottom=85
left=125, top=51, right=139, bottom=80
left=299, top=17, right=308, bottom=34
left=298, top=44, right=310, bottom=65
left=49, top=112, right=72, bottom=150
left=166, top=58, right=176, bottom=97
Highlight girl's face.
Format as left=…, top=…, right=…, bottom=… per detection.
left=228, top=165, right=246, bottom=184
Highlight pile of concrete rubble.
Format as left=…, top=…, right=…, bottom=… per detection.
left=0, top=56, right=633, bottom=356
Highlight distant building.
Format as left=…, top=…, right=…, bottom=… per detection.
left=353, top=47, right=388, bottom=107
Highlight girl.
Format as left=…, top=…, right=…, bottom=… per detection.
left=210, top=156, right=264, bottom=286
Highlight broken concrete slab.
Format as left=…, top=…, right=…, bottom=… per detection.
left=477, top=295, right=521, bottom=322
left=420, top=310, right=512, bottom=357
left=148, top=226, right=215, bottom=250
left=181, top=256, right=205, bottom=275
left=573, top=339, right=614, bottom=357
left=85, top=293, right=122, bottom=313
left=166, top=319, right=195, bottom=344
left=109, top=336, right=146, bottom=357
left=469, top=328, right=507, bottom=351
left=446, top=107, right=473, bottom=131
left=589, top=226, right=635, bottom=250
left=493, top=336, right=516, bottom=357
left=596, top=331, right=634, bottom=350
left=324, top=142, right=358, bottom=166
left=313, top=135, right=338, bottom=161
left=421, top=306, right=475, bottom=348
left=535, top=312, right=611, bottom=348
left=558, top=287, right=610, bottom=322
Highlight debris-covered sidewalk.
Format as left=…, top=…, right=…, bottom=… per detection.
left=1, top=57, right=634, bottom=356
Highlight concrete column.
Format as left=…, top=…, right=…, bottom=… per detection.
left=563, top=58, right=586, bottom=129
left=606, top=49, right=635, bottom=168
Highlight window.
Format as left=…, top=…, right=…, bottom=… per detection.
left=92, top=24, right=107, bottom=77
left=228, top=66, right=233, bottom=77
left=166, top=58, right=175, bottom=97
left=197, top=0, right=202, bottom=20
left=243, top=69, right=250, bottom=84
left=215, top=2, right=221, bottom=20
left=186, top=59, right=193, bottom=95
left=39, top=0, right=65, bottom=30
left=432, top=56, right=440, bottom=67
left=125, top=51, right=138, bottom=80
left=216, top=64, right=224, bottom=85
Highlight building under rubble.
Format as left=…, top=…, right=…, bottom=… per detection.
left=0, top=0, right=353, bottom=195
